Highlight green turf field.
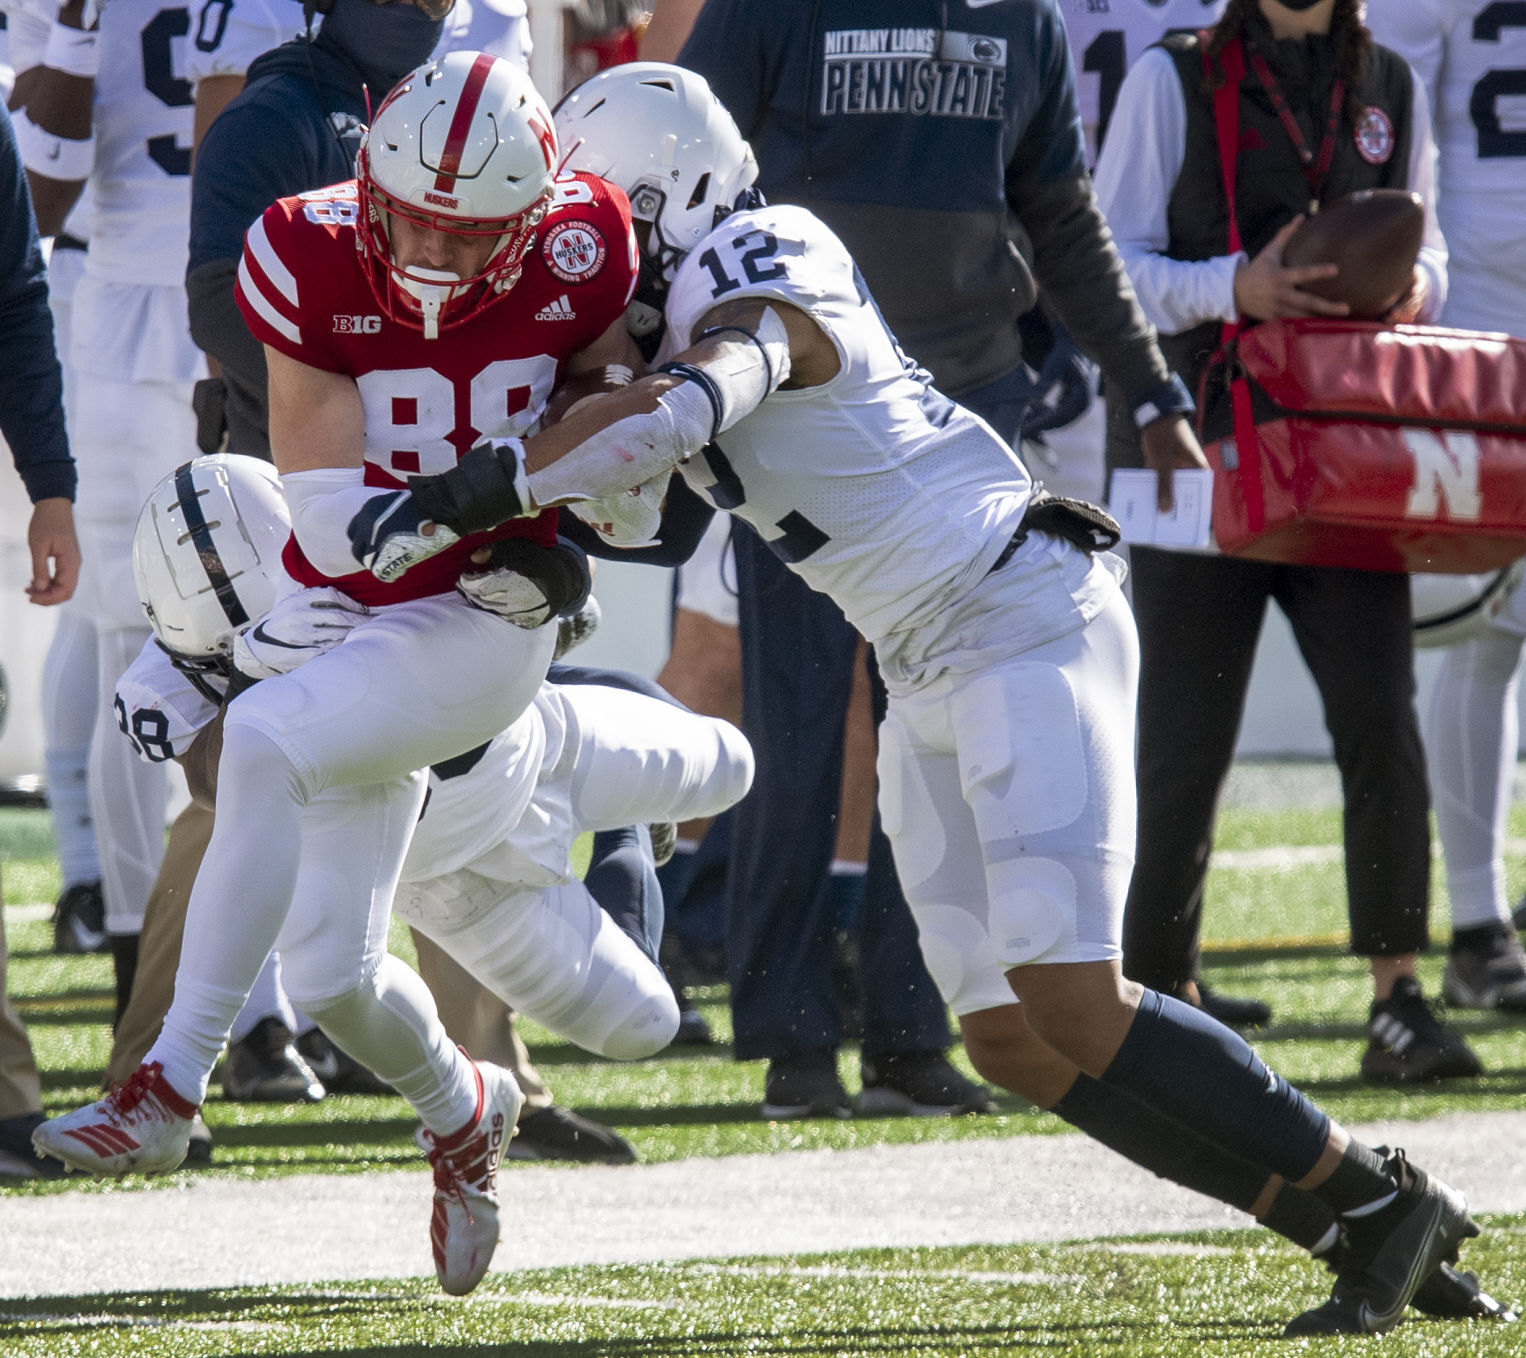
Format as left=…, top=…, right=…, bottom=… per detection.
left=3, top=792, right=1526, bottom=1354
left=1, top=1228, right=1524, bottom=1357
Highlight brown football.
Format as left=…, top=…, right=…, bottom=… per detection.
left=1281, top=189, right=1424, bottom=319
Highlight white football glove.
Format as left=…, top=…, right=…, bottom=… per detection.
left=233, top=587, right=372, bottom=680
left=567, top=475, right=667, bottom=549
left=457, top=568, right=557, bottom=629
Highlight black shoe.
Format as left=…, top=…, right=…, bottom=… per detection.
left=221, top=1017, right=325, bottom=1103
left=1195, top=984, right=1272, bottom=1030
left=761, top=1053, right=852, bottom=1120
left=0, top=1112, right=68, bottom=1180
left=1444, top=925, right=1526, bottom=1011
left=1286, top=1149, right=1478, bottom=1335
left=183, top=1114, right=215, bottom=1168
left=51, top=881, right=107, bottom=955
left=672, top=994, right=714, bottom=1046
left=505, top=1105, right=637, bottom=1164
left=1361, top=976, right=1483, bottom=1084
left=1513, top=893, right=1526, bottom=934
left=295, top=1029, right=394, bottom=1095
left=858, top=1051, right=998, bottom=1117
left=1410, top=1262, right=1518, bottom=1322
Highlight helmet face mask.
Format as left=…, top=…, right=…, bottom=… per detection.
left=356, top=51, right=559, bottom=337
left=554, top=63, right=758, bottom=289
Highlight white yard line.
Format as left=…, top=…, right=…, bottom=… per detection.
left=3, top=1111, right=1525, bottom=1300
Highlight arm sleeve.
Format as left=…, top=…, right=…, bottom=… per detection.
left=0, top=105, right=74, bottom=503
left=1005, top=13, right=1171, bottom=408
left=1404, top=69, right=1448, bottom=322
left=1093, top=48, right=1243, bottom=334
left=187, top=257, right=269, bottom=398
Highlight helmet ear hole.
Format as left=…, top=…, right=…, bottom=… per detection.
left=686, top=173, right=711, bottom=211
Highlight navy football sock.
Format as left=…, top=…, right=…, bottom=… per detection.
left=1101, top=987, right=1330, bottom=1182
left=1052, top=1072, right=1265, bottom=1212
left=585, top=826, right=664, bottom=965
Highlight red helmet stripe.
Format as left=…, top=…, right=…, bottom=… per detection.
left=435, top=52, right=499, bottom=193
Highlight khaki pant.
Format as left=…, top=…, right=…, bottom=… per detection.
left=105, top=713, right=552, bottom=1105
left=0, top=878, right=43, bottom=1120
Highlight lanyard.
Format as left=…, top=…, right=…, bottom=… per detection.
left=1246, top=49, right=1346, bottom=214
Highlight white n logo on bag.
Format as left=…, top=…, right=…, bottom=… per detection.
left=1404, top=429, right=1483, bottom=522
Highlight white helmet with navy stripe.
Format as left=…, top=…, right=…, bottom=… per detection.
left=131, top=455, right=290, bottom=670
left=554, top=62, right=758, bottom=284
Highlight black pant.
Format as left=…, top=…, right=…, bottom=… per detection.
left=1122, top=547, right=1431, bottom=993
left=726, top=532, right=950, bottom=1063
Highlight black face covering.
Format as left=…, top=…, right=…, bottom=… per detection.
left=1271, top=0, right=1332, bottom=11
left=315, top=0, right=447, bottom=95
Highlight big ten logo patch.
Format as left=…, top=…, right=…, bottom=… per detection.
left=1404, top=429, right=1483, bottom=521
left=334, top=315, right=382, bottom=334
left=542, top=221, right=607, bottom=284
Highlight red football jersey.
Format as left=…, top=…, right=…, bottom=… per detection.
left=235, top=170, right=639, bottom=605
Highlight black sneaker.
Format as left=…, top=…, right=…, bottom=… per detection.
left=295, top=1029, right=394, bottom=1095
left=1444, top=926, right=1526, bottom=1011
left=1195, top=984, right=1272, bottom=1030
left=762, top=1053, right=852, bottom=1120
left=1285, top=1149, right=1479, bottom=1335
left=51, top=880, right=107, bottom=955
left=221, top=1017, right=325, bottom=1103
left=1361, top=976, right=1482, bottom=1084
left=505, top=1105, right=637, bottom=1164
left=1513, top=893, right=1526, bottom=934
left=0, top=1112, right=67, bottom=1180
left=858, top=1051, right=998, bottom=1117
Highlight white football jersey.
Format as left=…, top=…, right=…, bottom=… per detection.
left=1055, top=0, right=1226, bottom=164
left=659, top=204, right=1032, bottom=647
left=115, top=640, right=223, bottom=764
left=184, top=0, right=301, bottom=84
left=1366, top=0, right=1526, bottom=335
left=85, top=0, right=196, bottom=284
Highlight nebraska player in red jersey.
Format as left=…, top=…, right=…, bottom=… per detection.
left=36, top=52, right=638, bottom=1298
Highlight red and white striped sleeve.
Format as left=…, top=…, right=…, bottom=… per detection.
left=234, top=200, right=342, bottom=370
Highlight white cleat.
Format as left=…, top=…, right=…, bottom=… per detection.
left=32, top=1062, right=199, bottom=1177
left=423, top=1060, right=524, bottom=1295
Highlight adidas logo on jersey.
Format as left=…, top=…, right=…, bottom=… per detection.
left=535, top=295, right=576, bottom=322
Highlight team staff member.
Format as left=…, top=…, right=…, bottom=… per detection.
left=675, top=0, right=1202, bottom=1118
left=1097, top=0, right=1475, bottom=1083
left=0, top=96, right=78, bottom=1179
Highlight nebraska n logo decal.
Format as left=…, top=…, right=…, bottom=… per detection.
left=1404, top=429, right=1483, bottom=521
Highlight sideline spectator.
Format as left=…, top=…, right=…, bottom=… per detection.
left=0, top=96, right=79, bottom=1180
left=677, top=0, right=1200, bottom=1118
left=1097, top=0, right=1477, bottom=1081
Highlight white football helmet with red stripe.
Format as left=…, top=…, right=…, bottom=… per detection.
left=357, top=49, right=559, bottom=338
left=553, top=63, right=758, bottom=285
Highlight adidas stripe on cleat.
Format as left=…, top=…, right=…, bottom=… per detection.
left=422, top=1060, right=524, bottom=1295
left=32, top=1062, right=199, bottom=1177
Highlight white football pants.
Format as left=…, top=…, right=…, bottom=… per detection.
left=879, top=568, right=1138, bottom=1016
left=149, top=594, right=555, bottom=1134
left=395, top=683, right=754, bottom=1060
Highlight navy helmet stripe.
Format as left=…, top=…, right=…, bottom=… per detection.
left=173, top=461, right=250, bottom=630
